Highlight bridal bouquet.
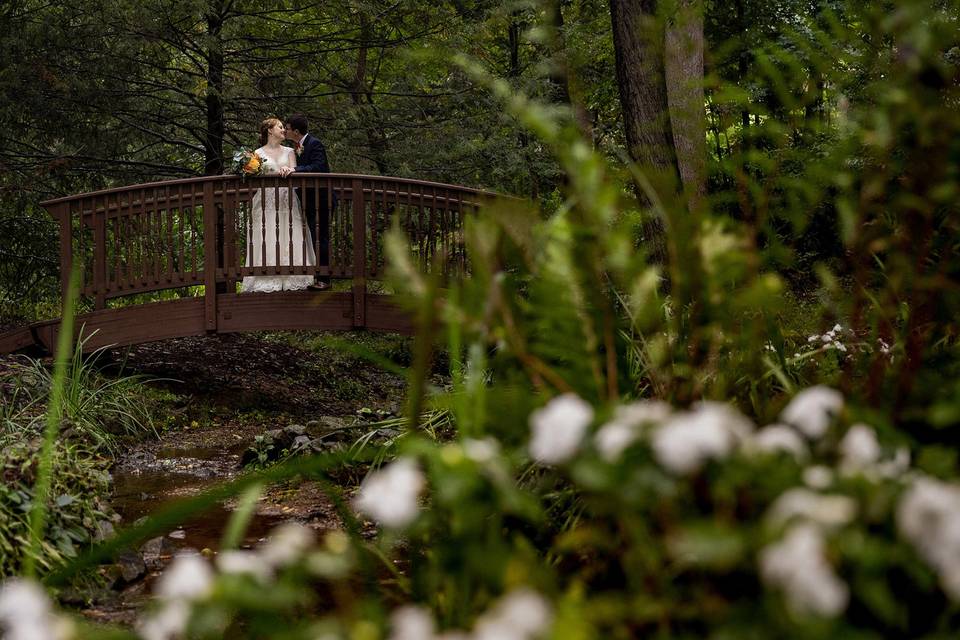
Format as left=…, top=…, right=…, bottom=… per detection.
left=230, top=148, right=266, bottom=179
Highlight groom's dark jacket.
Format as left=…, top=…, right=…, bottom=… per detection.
left=292, top=133, right=333, bottom=269
left=293, top=133, right=330, bottom=174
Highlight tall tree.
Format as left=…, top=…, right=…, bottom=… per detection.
left=664, top=0, right=706, bottom=206
left=608, top=0, right=679, bottom=178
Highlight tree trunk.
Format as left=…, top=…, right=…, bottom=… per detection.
left=204, top=1, right=225, bottom=176
left=609, top=0, right=678, bottom=176
left=609, top=0, right=678, bottom=262
left=664, top=0, right=705, bottom=208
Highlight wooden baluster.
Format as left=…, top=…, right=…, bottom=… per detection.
left=260, top=179, right=267, bottom=272
left=134, top=189, right=147, bottom=287
left=224, top=178, right=237, bottom=290
left=203, top=181, right=217, bottom=331
left=286, top=179, right=294, bottom=271
left=54, top=202, right=73, bottom=315
left=167, top=186, right=176, bottom=283
left=456, top=189, right=464, bottom=276
left=352, top=178, right=366, bottom=327
left=177, top=185, right=187, bottom=284
left=272, top=180, right=280, bottom=275
left=112, top=200, right=121, bottom=290
left=93, top=195, right=106, bottom=309
left=429, top=185, right=437, bottom=275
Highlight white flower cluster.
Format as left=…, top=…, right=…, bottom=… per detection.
left=354, top=458, right=426, bottom=528
left=759, top=523, right=849, bottom=617
left=594, top=400, right=670, bottom=462
left=897, top=476, right=960, bottom=601
left=0, top=579, right=73, bottom=640
left=805, top=323, right=848, bottom=353
left=527, top=387, right=852, bottom=476
left=388, top=588, right=552, bottom=640
left=651, top=402, right=753, bottom=475
left=139, top=523, right=316, bottom=640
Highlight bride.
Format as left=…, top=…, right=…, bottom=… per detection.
left=242, top=117, right=317, bottom=292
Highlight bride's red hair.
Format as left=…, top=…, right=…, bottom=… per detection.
left=259, top=117, right=282, bottom=146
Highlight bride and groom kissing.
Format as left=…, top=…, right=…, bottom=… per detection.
left=242, top=114, right=333, bottom=293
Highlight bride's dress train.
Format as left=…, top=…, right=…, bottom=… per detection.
left=242, top=171, right=316, bottom=293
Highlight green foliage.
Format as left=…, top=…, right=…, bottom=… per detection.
left=0, top=439, right=112, bottom=576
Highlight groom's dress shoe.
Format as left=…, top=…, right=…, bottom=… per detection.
left=307, top=282, right=329, bottom=291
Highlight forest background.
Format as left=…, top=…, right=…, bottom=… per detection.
left=2, top=0, right=843, bottom=320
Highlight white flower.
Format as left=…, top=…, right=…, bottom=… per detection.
left=0, top=579, right=72, bottom=640
left=820, top=334, right=832, bottom=343
left=760, top=523, right=849, bottom=617
left=839, top=423, right=881, bottom=473
left=876, top=447, right=911, bottom=479
left=388, top=605, right=435, bottom=640
left=595, top=421, right=638, bottom=462
left=463, top=437, right=500, bottom=464
left=140, top=553, right=214, bottom=640
left=807, top=335, right=818, bottom=343
left=259, top=522, right=314, bottom=567
left=746, top=424, right=808, bottom=460
left=897, top=476, right=960, bottom=601
left=354, top=458, right=425, bottom=528
left=138, top=600, right=191, bottom=640
left=767, top=488, right=857, bottom=528
left=528, top=394, right=594, bottom=464
left=594, top=400, right=671, bottom=462
left=832, top=324, right=842, bottom=333
left=474, top=588, right=552, bottom=640
left=155, top=552, right=214, bottom=602
left=651, top=401, right=753, bottom=475
left=215, top=550, right=272, bottom=582
left=803, top=465, right=834, bottom=489
left=780, top=386, right=844, bottom=439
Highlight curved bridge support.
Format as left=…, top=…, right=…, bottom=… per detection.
left=1, top=292, right=414, bottom=355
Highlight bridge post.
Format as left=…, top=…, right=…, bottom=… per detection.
left=93, top=198, right=106, bottom=309
left=203, top=181, right=218, bottom=332
left=51, top=203, right=73, bottom=316
left=351, top=178, right=366, bottom=328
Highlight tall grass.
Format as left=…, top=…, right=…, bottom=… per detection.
left=23, top=268, right=79, bottom=578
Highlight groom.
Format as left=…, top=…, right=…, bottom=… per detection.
left=280, top=114, right=332, bottom=290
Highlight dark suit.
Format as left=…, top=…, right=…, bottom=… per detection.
left=293, top=133, right=331, bottom=282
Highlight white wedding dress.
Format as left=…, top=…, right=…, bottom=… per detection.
left=242, top=147, right=316, bottom=292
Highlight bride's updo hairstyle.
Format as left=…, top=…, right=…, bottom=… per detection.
left=259, top=117, right=282, bottom=146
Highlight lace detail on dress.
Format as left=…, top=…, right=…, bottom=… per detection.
left=242, top=148, right=316, bottom=293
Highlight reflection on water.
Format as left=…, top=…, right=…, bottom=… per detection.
left=111, top=459, right=285, bottom=552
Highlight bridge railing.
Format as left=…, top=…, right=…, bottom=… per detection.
left=41, top=174, right=494, bottom=331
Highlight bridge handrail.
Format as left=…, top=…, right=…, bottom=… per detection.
left=42, top=173, right=502, bottom=333
left=39, top=173, right=502, bottom=208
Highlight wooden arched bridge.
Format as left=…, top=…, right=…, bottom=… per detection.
left=0, top=174, right=496, bottom=354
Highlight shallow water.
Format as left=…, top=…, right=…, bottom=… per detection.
left=110, top=438, right=291, bottom=550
